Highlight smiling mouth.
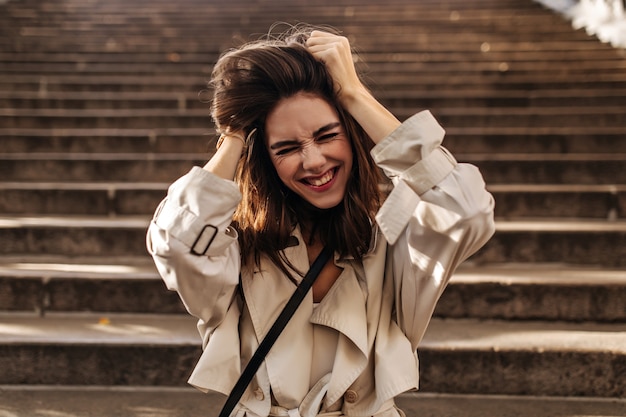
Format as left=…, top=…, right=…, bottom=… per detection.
left=302, top=168, right=336, bottom=187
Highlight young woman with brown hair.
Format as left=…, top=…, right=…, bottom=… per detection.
left=147, top=26, right=495, bottom=417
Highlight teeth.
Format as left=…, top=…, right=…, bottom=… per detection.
left=307, top=170, right=334, bottom=186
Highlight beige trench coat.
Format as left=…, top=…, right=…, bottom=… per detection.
left=147, top=111, right=496, bottom=417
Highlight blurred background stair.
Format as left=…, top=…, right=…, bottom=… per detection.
left=1, top=0, right=625, bottom=415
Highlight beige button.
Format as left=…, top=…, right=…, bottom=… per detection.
left=254, top=387, right=264, bottom=401
left=344, top=389, right=358, bottom=403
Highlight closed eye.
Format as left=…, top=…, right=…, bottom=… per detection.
left=275, top=145, right=300, bottom=156
left=317, top=132, right=339, bottom=142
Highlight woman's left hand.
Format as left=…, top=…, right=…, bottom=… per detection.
left=307, top=30, right=401, bottom=143
left=306, top=30, right=365, bottom=104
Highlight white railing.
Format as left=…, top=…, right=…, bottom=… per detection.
left=536, top=0, right=626, bottom=48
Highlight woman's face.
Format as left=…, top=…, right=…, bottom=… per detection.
left=265, top=92, right=353, bottom=210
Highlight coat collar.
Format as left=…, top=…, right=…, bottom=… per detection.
left=240, top=225, right=387, bottom=410
left=310, top=266, right=368, bottom=356
left=242, top=225, right=371, bottom=353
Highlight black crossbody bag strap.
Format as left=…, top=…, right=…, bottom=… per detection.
left=218, top=246, right=333, bottom=417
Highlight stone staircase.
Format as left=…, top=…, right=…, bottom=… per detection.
left=1, top=0, right=625, bottom=415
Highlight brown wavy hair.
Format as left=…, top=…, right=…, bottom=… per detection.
left=209, top=26, right=383, bottom=280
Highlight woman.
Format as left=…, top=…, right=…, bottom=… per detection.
left=147, top=26, right=495, bottom=417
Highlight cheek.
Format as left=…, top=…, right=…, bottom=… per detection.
left=338, top=141, right=354, bottom=169
left=272, top=157, right=298, bottom=184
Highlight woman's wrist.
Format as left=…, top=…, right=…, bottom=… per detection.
left=340, top=87, right=401, bottom=144
left=204, top=134, right=246, bottom=180
left=216, top=133, right=246, bottom=151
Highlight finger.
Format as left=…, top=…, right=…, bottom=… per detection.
left=309, top=30, right=334, bottom=39
left=307, top=32, right=344, bottom=47
left=307, top=42, right=348, bottom=62
left=307, top=46, right=341, bottom=66
left=306, top=43, right=335, bottom=54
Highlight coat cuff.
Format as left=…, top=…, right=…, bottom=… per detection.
left=375, top=180, right=420, bottom=245
left=371, top=110, right=446, bottom=176
left=372, top=111, right=458, bottom=244
left=152, top=167, right=240, bottom=256
left=401, top=146, right=457, bottom=195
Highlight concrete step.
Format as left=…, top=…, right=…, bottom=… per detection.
left=0, top=19, right=604, bottom=45
left=10, top=39, right=605, bottom=58
left=488, top=184, right=625, bottom=220
left=2, top=32, right=611, bottom=53
left=468, top=154, right=626, bottom=185
left=2, top=257, right=625, bottom=322
left=0, top=182, right=168, bottom=216
left=0, top=312, right=199, bottom=386
left=1, top=7, right=571, bottom=21
left=0, top=2, right=575, bottom=19
left=1, top=127, right=624, bottom=154
left=0, top=215, right=624, bottom=263
left=2, top=1, right=558, bottom=14
left=3, top=72, right=626, bottom=94
left=3, top=57, right=626, bottom=76
left=0, top=255, right=184, bottom=315
left=0, top=74, right=207, bottom=93
left=3, top=89, right=626, bottom=110
left=443, top=129, right=626, bottom=154
left=1, top=182, right=624, bottom=219
left=1, top=153, right=624, bottom=184
left=2, top=107, right=625, bottom=129
left=2, top=49, right=623, bottom=67
left=0, top=154, right=206, bottom=183
left=419, top=318, right=626, bottom=397
left=378, top=88, right=626, bottom=109
left=0, top=91, right=209, bottom=110
left=0, top=387, right=624, bottom=417
left=0, top=29, right=615, bottom=51
left=0, top=4, right=586, bottom=30
left=0, top=215, right=153, bottom=257
left=0, top=108, right=211, bottom=129
left=1, top=312, right=624, bottom=396
left=0, top=61, right=216, bottom=76
left=436, top=264, right=626, bottom=322
left=0, top=0, right=615, bottom=61
left=0, top=129, right=211, bottom=153
left=475, top=219, right=626, bottom=266
left=0, top=1, right=579, bottom=15
left=366, top=73, right=626, bottom=91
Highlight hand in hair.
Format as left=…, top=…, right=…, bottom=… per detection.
left=306, top=31, right=364, bottom=106
left=307, top=30, right=400, bottom=144
left=204, top=130, right=247, bottom=180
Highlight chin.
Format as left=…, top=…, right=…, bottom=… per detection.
left=295, top=192, right=344, bottom=211
left=304, top=194, right=345, bottom=210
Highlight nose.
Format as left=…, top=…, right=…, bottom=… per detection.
left=301, top=143, right=326, bottom=172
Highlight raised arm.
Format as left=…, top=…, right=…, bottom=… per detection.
left=306, top=30, right=401, bottom=144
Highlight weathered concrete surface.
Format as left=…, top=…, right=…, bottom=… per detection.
left=0, top=387, right=625, bottom=417
left=1, top=314, right=625, bottom=396
left=2, top=216, right=626, bottom=266
left=3, top=260, right=626, bottom=321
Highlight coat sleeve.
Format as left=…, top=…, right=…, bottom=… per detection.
left=371, top=110, right=496, bottom=351
left=146, top=166, right=242, bottom=347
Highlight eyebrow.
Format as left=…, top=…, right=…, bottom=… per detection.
left=269, top=122, right=342, bottom=150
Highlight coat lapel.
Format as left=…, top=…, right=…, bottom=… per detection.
left=240, top=228, right=314, bottom=408
left=240, top=226, right=389, bottom=410
left=309, top=268, right=368, bottom=355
